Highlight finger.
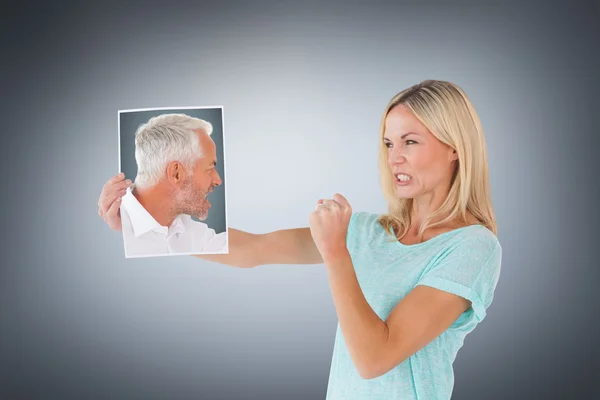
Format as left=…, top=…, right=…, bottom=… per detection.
left=333, top=193, right=352, bottom=214
left=101, top=174, right=124, bottom=196
left=101, top=192, right=125, bottom=216
left=105, top=179, right=132, bottom=193
left=333, top=193, right=349, bottom=206
left=314, top=198, right=326, bottom=211
left=99, top=194, right=123, bottom=217
left=321, top=199, right=338, bottom=209
left=108, top=186, right=130, bottom=198
left=107, top=173, right=125, bottom=186
left=99, top=180, right=131, bottom=206
left=99, top=174, right=128, bottom=204
left=105, top=196, right=122, bottom=229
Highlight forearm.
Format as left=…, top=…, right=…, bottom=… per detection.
left=193, top=227, right=323, bottom=268
left=324, top=251, right=388, bottom=378
left=193, top=228, right=259, bottom=268
left=260, top=227, right=323, bottom=265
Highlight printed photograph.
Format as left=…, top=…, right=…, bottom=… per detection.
left=118, top=106, right=228, bottom=258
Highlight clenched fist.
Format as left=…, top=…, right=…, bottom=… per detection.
left=309, top=193, right=352, bottom=262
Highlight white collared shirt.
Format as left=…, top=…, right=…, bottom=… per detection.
left=120, top=187, right=228, bottom=258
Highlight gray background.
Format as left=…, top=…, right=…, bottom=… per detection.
left=119, top=108, right=227, bottom=234
left=1, top=0, right=599, bottom=399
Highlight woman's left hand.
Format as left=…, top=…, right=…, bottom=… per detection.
left=309, top=193, right=353, bottom=262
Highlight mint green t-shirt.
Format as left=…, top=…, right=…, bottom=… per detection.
left=325, top=212, right=502, bottom=400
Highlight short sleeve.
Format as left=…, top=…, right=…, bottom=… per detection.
left=345, top=212, right=360, bottom=254
left=416, top=234, right=502, bottom=323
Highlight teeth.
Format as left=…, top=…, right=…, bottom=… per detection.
left=396, top=174, right=411, bottom=182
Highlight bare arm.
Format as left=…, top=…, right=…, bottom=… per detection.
left=98, top=174, right=323, bottom=268
left=324, top=251, right=469, bottom=380
left=194, top=227, right=323, bottom=268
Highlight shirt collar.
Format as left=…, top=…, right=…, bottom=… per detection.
left=122, top=187, right=188, bottom=238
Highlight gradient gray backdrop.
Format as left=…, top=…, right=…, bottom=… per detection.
left=1, top=1, right=598, bottom=399
left=119, top=107, right=227, bottom=234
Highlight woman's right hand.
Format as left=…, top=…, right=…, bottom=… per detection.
left=98, top=173, right=132, bottom=232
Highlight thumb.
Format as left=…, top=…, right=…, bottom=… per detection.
left=105, top=197, right=123, bottom=231
left=333, top=193, right=350, bottom=207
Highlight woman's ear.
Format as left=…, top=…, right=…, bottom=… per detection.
left=449, top=148, right=459, bottom=162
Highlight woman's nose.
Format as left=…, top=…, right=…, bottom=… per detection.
left=389, top=150, right=406, bottom=164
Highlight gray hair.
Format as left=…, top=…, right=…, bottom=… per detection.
left=133, top=113, right=213, bottom=188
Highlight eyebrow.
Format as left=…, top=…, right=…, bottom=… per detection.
left=383, top=132, right=421, bottom=140
left=400, top=132, right=421, bottom=139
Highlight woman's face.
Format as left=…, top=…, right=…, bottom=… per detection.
left=383, top=105, right=458, bottom=200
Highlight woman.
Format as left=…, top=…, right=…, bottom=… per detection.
left=98, top=80, right=502, bottom=399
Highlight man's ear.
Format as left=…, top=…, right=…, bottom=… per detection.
left=166, top=161, right=186, bottom=186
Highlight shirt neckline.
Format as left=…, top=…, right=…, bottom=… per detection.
left=389, top=224, right=482, bottom=248
left=122, top=187, right=188, bottom=237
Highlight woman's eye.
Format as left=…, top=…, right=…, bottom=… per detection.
left=385, top=140, right=416, bottom=148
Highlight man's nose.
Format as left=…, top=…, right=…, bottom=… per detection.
left=213, top=171, right=223, bottom=186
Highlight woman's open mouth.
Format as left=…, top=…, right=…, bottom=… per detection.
left=395, top=173, right=412, bottom=186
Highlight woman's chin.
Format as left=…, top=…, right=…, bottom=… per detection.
left=394, top=187, right=416, bottom=199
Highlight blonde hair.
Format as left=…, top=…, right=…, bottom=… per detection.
left=377, top=80, right=497, bottom=241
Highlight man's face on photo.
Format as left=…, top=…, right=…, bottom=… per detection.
left=175, top=130, right=222, bottom=220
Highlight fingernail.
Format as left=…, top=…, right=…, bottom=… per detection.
left=119, top=172, right=124, bottom=177
left=116, top=198, right=121, bottom=202
left=126, top=180, right=132, bottom=184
